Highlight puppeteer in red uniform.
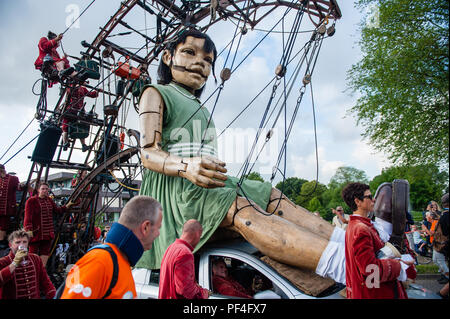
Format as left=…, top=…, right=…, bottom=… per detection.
left=343, top=182, right=408, bottom=299
left=61, top=85, right=99, bottom=151
left=345, top=215, right=407, bottom=299
left=23, top=183, right=71, bottom=266
left=0, top=249, right=56, bottom=299
left=0, top=164, right=23, bottom=248
left=34, top=31, right=70, bottom=71
left=211, top=258, right=253, bottom=298
left=0, top=230, right=55, bottom=299
left=212, top=274, right=253, bottom=298
left=158, top=238, right=209, bottom=299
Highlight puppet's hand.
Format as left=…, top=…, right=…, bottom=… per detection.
left=180, top=156, right=228, bottom=188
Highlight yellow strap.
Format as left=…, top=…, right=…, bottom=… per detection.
left=108, top=169, right=140, bottom=191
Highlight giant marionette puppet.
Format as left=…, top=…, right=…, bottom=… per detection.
left=135, top=29, right=344, bottom=281
left=136, top=29, right=413, bottom=285
left=137, top=30, right=418, bottom=283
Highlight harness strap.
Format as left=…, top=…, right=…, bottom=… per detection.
left=54, top=244, right=119, bottom=299
left=88, top=244, right=119, bottom=299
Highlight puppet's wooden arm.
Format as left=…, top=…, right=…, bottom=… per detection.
left=139, top=87, right=227, bottom=188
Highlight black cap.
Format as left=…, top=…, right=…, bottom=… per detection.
left=48, top=31, right=57, bottom=40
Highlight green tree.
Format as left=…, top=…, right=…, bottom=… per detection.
left=323, top=166, right=369, bottom=214
left=322, top=187, right=350, bottom=215
left=245, top=171, right=265, bottom=183
left=275, top=177, right=308, bottom=202
left=347, top=0, right=449, bottom=167
left=295, top=181, right=327, bottom=207
left=307, top=197, right=323, bottom=213
left=328, top=166, right=369, bottom=189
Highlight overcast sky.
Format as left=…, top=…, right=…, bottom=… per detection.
left=0, top=0, right=393, bottom=185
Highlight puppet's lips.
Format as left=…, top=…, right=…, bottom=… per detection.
left=186, top=68, right=207, bottom=79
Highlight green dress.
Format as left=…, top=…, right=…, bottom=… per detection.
left=136, top=83, right=272, bottom=270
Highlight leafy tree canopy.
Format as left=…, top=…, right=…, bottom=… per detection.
left=328, top=166, right=369, bottom=189
left=347, top=0, right=449, bottom=167
left=245, top=172, right=265, bottom=183
left=275, top=177, right=308, bottom=202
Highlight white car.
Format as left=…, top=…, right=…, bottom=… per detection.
left=133, top=239, right=346, bottom=299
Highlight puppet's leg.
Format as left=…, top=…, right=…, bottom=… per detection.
left=220, top=196, right=329, bottom=271
left=220, top=196, right=347, bottom=283
left=266, top=188, right=337, bottom=241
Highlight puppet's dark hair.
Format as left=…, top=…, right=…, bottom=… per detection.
left=157, top=29, right=217, bottom=98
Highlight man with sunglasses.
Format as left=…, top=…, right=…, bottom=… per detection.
left=342, top=182, right=411, bottom=299
left=332, top=206, right=350, bottom=230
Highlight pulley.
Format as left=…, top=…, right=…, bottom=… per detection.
left=220, top=67, right=231, bottom=82
left=265, top=129, right=274, bottom=141
left=102, top=46, right=114, bottom=59
left=104, top=104, right=119, bottom=116
left=302, top=74, right=311, bottom=86
left=318, top=23, right=327, bottom=35
left=327, top=24, right=336, bottom=37
left=275, top=64, right=286, bottom=77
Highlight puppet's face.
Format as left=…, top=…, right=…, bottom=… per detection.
left=163, top=36, right=214, bottom=91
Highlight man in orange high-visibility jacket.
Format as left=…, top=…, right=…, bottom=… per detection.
left=62, top=196, right=162, bottom=299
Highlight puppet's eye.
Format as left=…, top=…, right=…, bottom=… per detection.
left=183, top=48, right=195, bottom=55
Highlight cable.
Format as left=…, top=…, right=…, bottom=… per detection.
left=0, top=117, right=34, bottom=162
left=35, top=78, right=48, bottom=120
left=108, top=170, right=140, bottom=191
left=237, top=3, right=306, bottom=185
left=3, top=132, right=40, bottom=165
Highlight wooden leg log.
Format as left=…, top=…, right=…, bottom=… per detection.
left=267, top=188, right=335, bottom=241
left=220, top=196, right=328, bottom=271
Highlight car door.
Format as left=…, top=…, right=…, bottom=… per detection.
left=199, top=249, right=298, bottom=299
left=132, top=268, right=160, bottom=299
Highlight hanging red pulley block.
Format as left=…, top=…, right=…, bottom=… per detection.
left=120, top=132, right=125, bottom=150
left=115, top=61, right=141, bottom=80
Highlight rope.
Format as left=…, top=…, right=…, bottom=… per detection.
left=35, top=78, right=48, bottom=120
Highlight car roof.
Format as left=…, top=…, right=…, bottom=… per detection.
left=199, top=238, right=259, bottom=256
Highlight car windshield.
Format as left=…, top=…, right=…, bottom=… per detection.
left=209, top=255, right=286, bottom=299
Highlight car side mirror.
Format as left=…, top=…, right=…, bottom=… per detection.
left=253, top=290, right=281, bottom=299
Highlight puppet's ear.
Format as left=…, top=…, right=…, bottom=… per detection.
left=162, top=50, right=172, bottom=67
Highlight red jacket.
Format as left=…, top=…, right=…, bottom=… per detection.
left=158, top=239, right=209, bottom=299
left=67, top=86, right=99, bottom=112
left=24, top=196, right=66, bottom=242
left=0, top=250, right=55, bottom=299
left=212, top=275, right=252, bottom=298
left=34, top=37, right=69, bottom=70
left=345, top=215, right=407, bottom=299
left=0, top=174, right=21, bottom=216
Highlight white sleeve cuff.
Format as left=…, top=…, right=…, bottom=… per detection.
left=315, top=241, right=346, bottom=284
